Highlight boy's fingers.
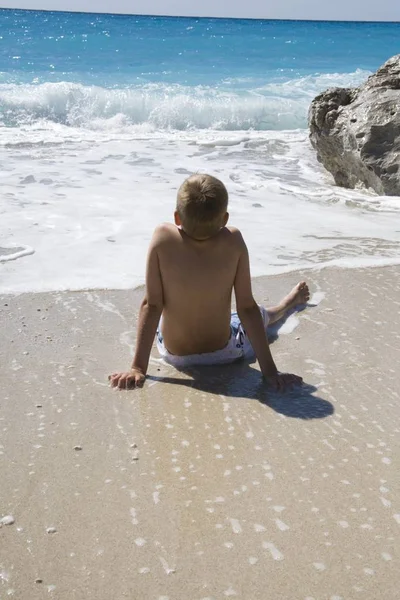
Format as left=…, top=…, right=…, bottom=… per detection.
left=109, top=373, right=121, bottom=382
left=110, top=372, right=144, bottom=390
left=267, top=377, right=279, bottom=392
left=118, top=378, right=127, bottom=390
left=290, top=374, right=302, bottom=386
left=135, top=373, right=145, bottom=387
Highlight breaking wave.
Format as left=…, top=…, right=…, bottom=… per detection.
left=0, top=70, right=370, bottom=131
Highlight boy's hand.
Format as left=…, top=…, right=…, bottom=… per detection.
left=265, top=372, right=303, bottom=393
left=109, top=369, right=146, bottom=390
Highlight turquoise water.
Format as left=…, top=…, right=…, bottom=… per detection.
left=1, top=9, right=400, bottom=129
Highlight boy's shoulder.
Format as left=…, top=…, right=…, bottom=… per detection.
left=225, top=226, right=247, bottom=248
left=154, top=222, right=176, bottom=234
left=151, top=223, right=246, bottom=250
left=226, top=225, right=243, bottom=238
left=151, top=223, right=178, bottom=243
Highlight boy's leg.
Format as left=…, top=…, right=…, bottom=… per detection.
left=266, top=282, right=310, bottom=324
left=239, top=282, right=310, bottom=360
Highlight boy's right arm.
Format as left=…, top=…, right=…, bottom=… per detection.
left=109, top=229, right=164, bottom=390
left=233, top=231, right=302, bottom=392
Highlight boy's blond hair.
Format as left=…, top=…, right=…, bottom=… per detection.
left=176, top=174, right=228, bottom=239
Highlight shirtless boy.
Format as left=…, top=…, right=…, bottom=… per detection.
left=109, top=174, right=309, bottom=392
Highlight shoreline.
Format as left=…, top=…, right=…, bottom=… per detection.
left=2, top=258, right=400, bottom=297
left=1, top=265, right=399, bottom=599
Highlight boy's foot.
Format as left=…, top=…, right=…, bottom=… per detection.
left=283, top=281, right=310, bottom=311
left=266, top=282, right=310, bottom=325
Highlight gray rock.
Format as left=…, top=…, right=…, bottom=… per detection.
left=309, top=55, right=400, bottom=196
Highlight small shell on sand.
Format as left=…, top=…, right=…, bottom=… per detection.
left=1, top=515, right=15, bottom=526
left=46, top=527, right=57, bottom=534
left=131, top=443, right=139, bottom=461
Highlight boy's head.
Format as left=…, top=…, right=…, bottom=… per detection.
left=175, top=174, right=229, bottom=240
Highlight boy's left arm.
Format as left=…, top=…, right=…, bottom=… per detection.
left=233, top=232, right=302, bottom=392
left=109, top=231, right=164, bottom=389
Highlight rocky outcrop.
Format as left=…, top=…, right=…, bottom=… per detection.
left=309, top=55, right=400, bottom=196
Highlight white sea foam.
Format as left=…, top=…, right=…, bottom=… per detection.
left=0, top=70, right=370, bottom=132
left=1, top=127, right=399, bottom=294
left=277, top=315, right=300, bottom=335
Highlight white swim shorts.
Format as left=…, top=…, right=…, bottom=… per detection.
left=156, top=307, right=269, bottom=368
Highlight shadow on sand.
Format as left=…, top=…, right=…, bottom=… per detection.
left=148, top=361, right=334, bottom=420
left=146, top=299, right=333, bottom=420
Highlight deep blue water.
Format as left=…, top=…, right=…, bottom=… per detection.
left=1, top=10, right=400, bottom=85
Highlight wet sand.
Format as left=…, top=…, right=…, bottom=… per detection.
left=1, top=266, right=399, bottom=599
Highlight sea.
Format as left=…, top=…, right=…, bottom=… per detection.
left=1, top=9, right=400, bottom=293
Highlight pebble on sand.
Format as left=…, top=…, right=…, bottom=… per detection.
left=74, top=445, right=83, bottom=451
left=1, top=515, right=15, bottom=526
left=46, top=527, right=57, bottom=534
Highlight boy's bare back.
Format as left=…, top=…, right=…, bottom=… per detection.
left=150, top=223, right=247, bottom=355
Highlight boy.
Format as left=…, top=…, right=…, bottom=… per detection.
left=109, top=174, right=309, bottom=392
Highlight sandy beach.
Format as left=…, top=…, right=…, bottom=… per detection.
left=1, top=265, right=399, bottom=599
